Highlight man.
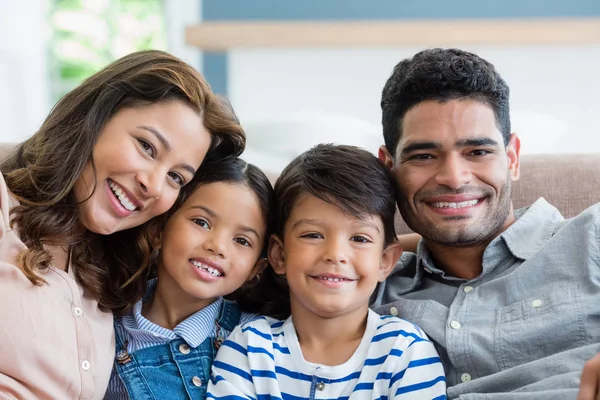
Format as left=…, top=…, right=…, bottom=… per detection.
left=372, top=48, right=600, bottom=399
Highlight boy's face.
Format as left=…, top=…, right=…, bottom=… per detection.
left=269, top=194, right=401, bottom=319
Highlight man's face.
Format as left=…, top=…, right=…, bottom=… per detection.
left=379, top=99, right=521, bottom=247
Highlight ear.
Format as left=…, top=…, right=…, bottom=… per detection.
left=378, top=145, right=395, bottom=170
left=268, top=234, right=286, bottom=276
left=378, top=242, right=403, bottom=282
left=148, top=221, right=163, bottom=250
left=506, top=133, right=521, bottom=182
left=246, top=257, right=268, bottom=282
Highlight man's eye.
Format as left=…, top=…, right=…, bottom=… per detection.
left=470, top=149, right=492, bottom=157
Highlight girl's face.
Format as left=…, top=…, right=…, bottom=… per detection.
left=73, top=100, right=211, bottom=235
left=154, top=181, right=267, bottom=306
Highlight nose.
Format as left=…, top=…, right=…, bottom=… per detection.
left=321, top=237, right=348, bottom=265
left=201, top=230, right=227, bottom=258
left=434, top=153, right=472, bottom=189
left=137, top=168, right=165, bottom=199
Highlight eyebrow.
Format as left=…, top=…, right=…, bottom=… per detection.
left=401, top=137, right=500, bottom=156
left=138, top=125, right=196, bottom=176
left=189, top=205, right=260, bottom=239
left=292, top=218, right=381, bottom=234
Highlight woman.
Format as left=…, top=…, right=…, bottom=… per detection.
left=0, top=50, right=245, bottom=399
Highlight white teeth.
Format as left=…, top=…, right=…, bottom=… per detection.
left=191, top=260, right=223, bottom=277
left=109, top=181, right=137, bottom=211
left=431, top=199, right=479, bottom=209
left=320, top=277, right=343, bottom=282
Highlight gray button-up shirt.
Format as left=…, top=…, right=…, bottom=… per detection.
left=372, top=199, right=600, bottom=399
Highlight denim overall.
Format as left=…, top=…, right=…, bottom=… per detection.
left=113, top=300, right=241, bottom=400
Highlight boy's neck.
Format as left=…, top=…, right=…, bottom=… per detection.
left=142, top=273, right=216, bottom=330
left=290, top=300, right=369, bottom=366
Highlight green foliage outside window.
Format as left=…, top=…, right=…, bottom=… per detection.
left=50, top=0, right=166, bottom=101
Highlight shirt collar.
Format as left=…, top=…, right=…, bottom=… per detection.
left=130, top=278, right=224, bottom=348
left=416, top=197, right=564, bottom=276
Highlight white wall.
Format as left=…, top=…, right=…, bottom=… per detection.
left=228, top=45, right=600, bottom=172
left=0, top=1, right=50, bottom=143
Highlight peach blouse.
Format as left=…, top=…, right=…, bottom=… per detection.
left=0, top=173, right=115, bottom=399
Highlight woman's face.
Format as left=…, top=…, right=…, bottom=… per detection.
left=73, top=100, right=211, bottom=235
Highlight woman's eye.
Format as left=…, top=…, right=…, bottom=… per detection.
left=168, top=171, right=185, bottom=187
left=192, top=218, right=209, bottom=228
left=137, top=138, right=155, bottom=157
left=234, top=237, right=251, bottom=247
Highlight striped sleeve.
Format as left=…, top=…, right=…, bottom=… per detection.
left=388, top=324, right=446, bottom=399
left=207, top=324, right=258, bottom=400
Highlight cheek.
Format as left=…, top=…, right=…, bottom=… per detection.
left=150, top=192, right=180, bottom=217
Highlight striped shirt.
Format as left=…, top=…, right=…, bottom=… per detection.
left=208, top=309, right=446, bottom=400
left=105, top=279, right=257, bottom=399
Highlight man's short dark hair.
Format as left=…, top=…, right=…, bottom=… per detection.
left=381, top=48, right=511, bottom=157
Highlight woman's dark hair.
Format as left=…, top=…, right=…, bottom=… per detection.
left=381, top=48, right=511, bottom=157
left=1, top=50, right=245, bottom=311
left=252, top=143, right=398, bottom=319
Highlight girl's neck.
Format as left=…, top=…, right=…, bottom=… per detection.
left=290, top=300, right=369, bottom=366
left=142, top=272, right=217, bottom=330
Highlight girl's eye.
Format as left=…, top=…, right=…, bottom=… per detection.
left=192, top=218, right=209, bottom=228
left=351, top=235, right=371, bottom=243
left=301, top=233, right=323, bottom=239
left=137, top=138, right=155, bottom=157
left=234, top=237, right=251, bottom=247
left=168, top=171, right=185, bottom=187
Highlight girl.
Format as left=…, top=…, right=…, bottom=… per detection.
left=0, top=50, right=245, bottom=399
left=105, top=156, right=274, bottom=400
left=208, top=144, right=446, bottom=399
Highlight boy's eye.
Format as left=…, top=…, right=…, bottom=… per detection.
left=300, top=233, right=323, bottom=239
left=409, top=153, right=434, bottom=161
left=234, top=237, right=251, bottom=247
left=192, top=218, right=209, bottom=228
left=137, top=138, right=155, bottom=157
left=351, top=235, right=371, bottom=243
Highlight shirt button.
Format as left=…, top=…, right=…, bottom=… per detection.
left=531, top=299, right=542, bottom=308
left=72, top=306, right=83, bottom=317
left=461, top=373, right=472, bottom=383
left=191, top=376, right=202, bottom=387
left=389, top=307, right=398, bottom=317
left=179, top=343, right=191, bottom=354
left=81, top=360, right=91, bottom=371
left=450, top=320, right=462, bottom=330
left=463, top=286, right=473, bottom=293
left=316, top=382, right=325, bottom=391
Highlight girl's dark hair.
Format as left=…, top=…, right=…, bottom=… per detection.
left=131, top=155, right=275, bottom=312
left=1, top=50, right=245, bottom=312
left=253, top=143, right=398, bottom=319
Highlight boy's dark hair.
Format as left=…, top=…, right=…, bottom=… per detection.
left=254, top=143, right=398, bottom=319
left=381, top=48, right=511, bottom=157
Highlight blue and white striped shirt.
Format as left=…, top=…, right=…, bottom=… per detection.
left=105, top=279, right=257, bottom=399
left=208, top=309, right=446, bottom=400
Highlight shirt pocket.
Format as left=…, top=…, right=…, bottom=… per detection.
left=493, top=284, right=586, bottom=371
